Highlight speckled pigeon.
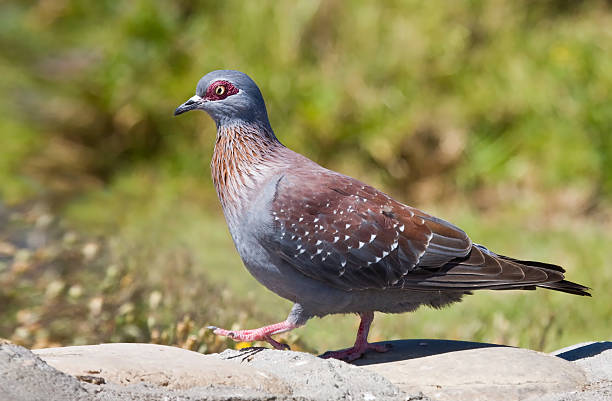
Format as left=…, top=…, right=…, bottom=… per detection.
left=174, top=70, right=590, bottom=361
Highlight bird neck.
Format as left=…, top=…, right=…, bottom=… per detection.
left=211, top=122, right=284, bottom=216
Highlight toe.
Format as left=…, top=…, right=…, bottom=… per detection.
left=264, top=335, right=291, bottom=350
left=211, top=327, right=234, bottom=338
left=320, top=342, right=390, bottom=362
left=319, top=349, right=363, bottom=362
left=276, top=342, right=291, bottom=351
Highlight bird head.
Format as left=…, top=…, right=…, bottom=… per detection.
left=174, top=70, right=272, bottom=130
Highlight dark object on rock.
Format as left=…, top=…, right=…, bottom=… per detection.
left=77, top=375, right=106, bottom=385
left=175, top=70, right=590, bottom=361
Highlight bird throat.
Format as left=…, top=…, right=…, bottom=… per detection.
left=211, top=123, right=283, bottom=218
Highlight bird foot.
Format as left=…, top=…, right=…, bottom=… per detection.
left=208, top=325, right=291, bottom=350
left=320, top=342, right=391, bottom=362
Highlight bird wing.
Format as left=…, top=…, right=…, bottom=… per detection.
left=261, top=171, right=475, bottom=291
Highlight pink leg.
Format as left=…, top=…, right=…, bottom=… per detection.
left=209, top=320, right=299, bottom=350
left=320, top=312, right=390, bottom=362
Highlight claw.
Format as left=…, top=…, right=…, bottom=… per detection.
left=207, top=326, right=218, bottom=330
left=264, top=335, right=291, bottom=350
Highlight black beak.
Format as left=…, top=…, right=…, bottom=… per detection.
left=174, top=96, right=204, bottom=116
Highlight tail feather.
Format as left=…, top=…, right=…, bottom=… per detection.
left=536, top=279, right=591, bottom=296
left=478, top=246, right=591, bottom=296
left=493, top=254, right=590, bottom=296
left=496, top=255, right=566, bottom=274
left=402, top=244, right=591, bottom=296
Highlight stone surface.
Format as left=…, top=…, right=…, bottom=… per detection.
left=0, top=344, right=91, bottom=401
left=553, top=341, right=612, bottom=383
left=34, top=343, right=291, bottom=395
left=354, top=340, right=586, bottom=401
left=529, top=341, right=612, bottom=401
left=218, top=348, right=406, bottom=401
left=30, top=343, right=405, bottom=401
left=1, top=343, right=286, bottom=401
left=2, top=340, right=610, bottom=401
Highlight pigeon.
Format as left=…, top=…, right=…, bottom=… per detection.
left=174, top=70, right=590, bottom=361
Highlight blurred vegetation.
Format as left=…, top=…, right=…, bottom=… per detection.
left=0, top=202, right=307, bottom=352
left=0, top=0, right=610, bottom=353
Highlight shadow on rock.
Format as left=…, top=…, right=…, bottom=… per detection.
left=553, top=341, right=612, bottom=361
left=351, top=339, right=507, bottom=366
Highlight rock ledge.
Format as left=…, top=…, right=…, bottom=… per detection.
left=0, top=340, right=609, bottom=401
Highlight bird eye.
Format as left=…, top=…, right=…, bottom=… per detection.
left=206, top=80, right=237, bottom=101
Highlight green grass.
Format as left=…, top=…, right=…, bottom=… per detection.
left=1, top=0, right=611, bottom=353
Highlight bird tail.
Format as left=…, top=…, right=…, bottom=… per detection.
left=536, top=279, right=591, bottom=296
left=492, top=253, right=591, bottom=296
left=400, top=244, right=591, bottom=296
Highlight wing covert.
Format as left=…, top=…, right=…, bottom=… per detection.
left=261, top=173, right=472, bottom=291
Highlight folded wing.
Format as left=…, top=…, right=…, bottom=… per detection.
left=261, top=172, right=589, bottom=296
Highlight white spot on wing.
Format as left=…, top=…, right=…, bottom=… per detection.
left=370, top=234, right=377, bottom=242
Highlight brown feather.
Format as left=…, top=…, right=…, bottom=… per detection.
left=263, top=167, right=589, bottom=296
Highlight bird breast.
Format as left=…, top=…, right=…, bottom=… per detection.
left=211, top=123, right=284, bottom=221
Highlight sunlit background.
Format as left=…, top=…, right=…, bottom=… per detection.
left=1, top=0, right=610, bottom=354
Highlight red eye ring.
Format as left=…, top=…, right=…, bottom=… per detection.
left=206, top=80, right=238, bottom=101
